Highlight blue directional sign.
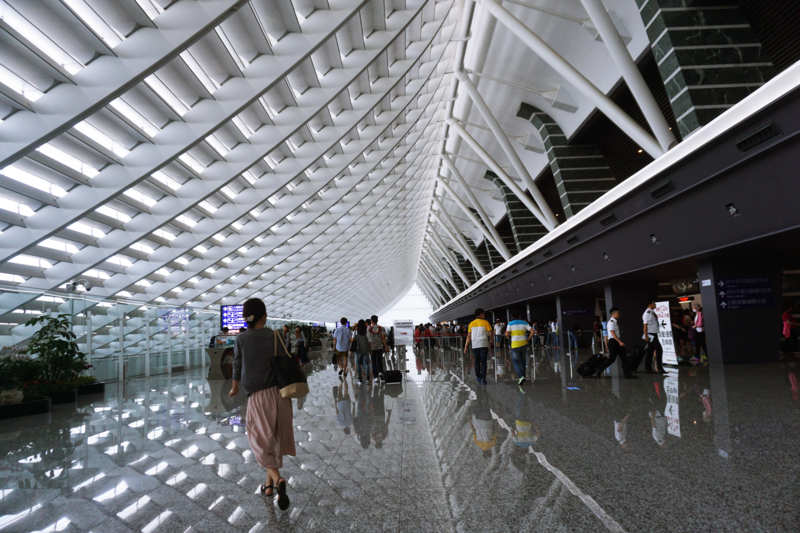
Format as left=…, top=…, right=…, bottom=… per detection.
left=220, top=305, right=246, bottom=330
left=716, top=277, right=773, bottom=310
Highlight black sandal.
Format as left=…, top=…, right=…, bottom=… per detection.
left=276, top=478, right=290, bottom=510
left=260, top=483, right=274, bottom=496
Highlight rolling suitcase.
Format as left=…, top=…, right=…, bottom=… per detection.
left=628, top=346, right=646, bottom=372
left=577, top=353, right=606, bottom=377
left=383, top=370, right=403, bottom=384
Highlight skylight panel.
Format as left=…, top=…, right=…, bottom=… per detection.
left=0, top=64, right=43, bottom=101
left=0, top=273, right=25, bottom=283
left=0, top=3, right=84, bottom=74
left=205, top=134, right=229, bottom=157
left=96, top=206, right=131, bottom=223
left=176, top=215, right=196, bottom=227
left=220, top=186, right=237, bottom=199
left=144, top=75, right=189, bottom=116
left=69, top=222, right=105, bottom=238
left=40, top=239, right=79, bottom=253
left=153, top=229, right=175, bottom=241
left=214, top=27, right=249, bottom=70
left=194, top=245, right=207, bottom=254
left=123, top=189, right=156, bottom=207
left=180, top=51, right=218, bottom=94
left=130, top=242, right=154, bottom=254
left=83, top=269, right=110, bottom=279
left=62, top=0, right=124, bottom=48
left=36, top=144, right=98, bottom=177
left=0, top=166, right=66, bottom=197
left=178, top=153, right=205, bottom=174
left=155, top=268, right=170, bottom=276
left=198, top=201, right=217, bottom=213
left=231, top=116, right=254, bottom=139
left=212, top=233, right=226, bottom=243
left=0, top=198, right=34, bottom=217
left=109, top=98, right=160, bottom=137
left=151, top=171, right=181, bottom=191
left=74, top=121, right=130, bottom=158
left=107, top=255, right=132, bottom=267
left=10, top=255, right=52, bottom=269
left=136, top=280, right=150, bottom=287
left=134, top=0, right=163, bottom=20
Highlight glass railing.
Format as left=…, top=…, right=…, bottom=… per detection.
left=0, top=284, right=219, bottom=383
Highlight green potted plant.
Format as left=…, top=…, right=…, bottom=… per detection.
left=21, top=314, right=96, bottom=404
left=0, top=351, right=51, bottom=419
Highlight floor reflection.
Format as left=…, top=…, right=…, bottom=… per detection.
left=0, top=345, right=798, bottom=532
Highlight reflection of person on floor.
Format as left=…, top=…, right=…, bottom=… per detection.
left=352, top=382, right=371, bottom=449
left=511, top=391, right=540, bottom=449
left=221, top=348, right=234, bottom=379
left=615, top=415, right=630, bottom=452
left=371, top=385, right=392, bottom=449
left=334, top=380, right=353, bottom=436
left=650, top=410, right=668, bottom=448
left=468, top=387, right=497, bottom=454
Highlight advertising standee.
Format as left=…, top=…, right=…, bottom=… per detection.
left=393, top=320, right=415, bottom=346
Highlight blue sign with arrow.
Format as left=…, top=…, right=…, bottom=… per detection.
left=716, top=277, right=773, bottom=310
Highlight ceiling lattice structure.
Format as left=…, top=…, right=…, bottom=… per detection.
left=0, top=0, right=457, bottom=322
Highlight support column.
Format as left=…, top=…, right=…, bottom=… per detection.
left=144, top=311, right=151, bottom=378
left=86, top=312, right=92, bottom=367
left=697, top=256, right=782, bottom=365
left=636, top=0, right=775, bottom=138
left=431, top=204, right=486, bottom=276
left=518, top=104, right=617, bottom=219
left=429, top=233, right=471, bottom=289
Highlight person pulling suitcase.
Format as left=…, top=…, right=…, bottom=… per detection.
left=593, top=307, right=636, bottom=379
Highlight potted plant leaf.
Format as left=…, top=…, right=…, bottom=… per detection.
left=21, top=314, right=96, bottom=405
left=0, top=351, right=50, bottom=419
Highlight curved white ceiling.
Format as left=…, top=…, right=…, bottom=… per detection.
left=0, top=0, right=459, bottom=322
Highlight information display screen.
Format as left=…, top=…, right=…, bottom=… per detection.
left=220, top=305, right=246, bottom=331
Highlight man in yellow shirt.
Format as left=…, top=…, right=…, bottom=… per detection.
left=464, top=308, right=493, bottom=384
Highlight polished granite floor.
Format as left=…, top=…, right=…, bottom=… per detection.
left=1, top=343, right=799, bottom=532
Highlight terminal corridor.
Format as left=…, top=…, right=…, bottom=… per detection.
left=1, top=345, right=797, bottom=533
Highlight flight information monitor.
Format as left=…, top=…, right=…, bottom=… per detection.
left=220, top=305, right=246, bottom=331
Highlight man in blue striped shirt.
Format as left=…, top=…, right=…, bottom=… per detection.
left=505, top=310, right=534, bottom=386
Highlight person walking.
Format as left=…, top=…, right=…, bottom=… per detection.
left=550, top=319, right=560, bottom=348
left=465, top=308, right=492, bottom=384
left=642, top=299, right=665, bottom=374
left=368, top=315, right=389, bottom=383
left=594, top=307, right=636, bottom=379
left=229, top=299, right=296, bottom=510
left=294, top=326, right=309, bottom=367
left=505, top=310, right=534, bottom=386
left=693, top=305, right=708, bottom=362
left=352, top=319, right=371, bottom=383
left=388, top=326, right=395, bottom=354
left=332, top=317, right=351, bottom=378
left=494, top=319, right=505, bottom=351
left=601, top=314, right=609, bottom=353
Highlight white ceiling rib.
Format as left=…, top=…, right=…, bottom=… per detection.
left=0, top=0, right=458, bottom=322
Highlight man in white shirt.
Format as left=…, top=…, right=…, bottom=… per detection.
left=642, top=299, right=665, bottom=374
left=594, top=307, right=636, bottom=379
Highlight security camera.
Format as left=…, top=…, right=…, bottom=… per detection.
left=83, top=283, right=92, bottom=292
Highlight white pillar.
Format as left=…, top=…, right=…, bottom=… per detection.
left=432, top=199, right=487, bottom=276
left=447, top=118, right=552, bottom=229
left=184, top=318, right=190, bottom=370
left=86, top=312, right=92, bottom=367
left=144, top=310, right=151, bottom=379
left=454, top=73, right=558, bottom=229
left=167, top=315, right=172, bottom=376
left=478, top=0, right=664, bottom=158
left=579, top=0, right=676, bottom=151
left=436, top=174, right=510, bottom=261
left=424, top=246, right=461, bottom=293
left=118, top=306, right=125, bottom=383
left=440, top=155, right=512, bottom=260
left=429, top=230, right=471, bottom=287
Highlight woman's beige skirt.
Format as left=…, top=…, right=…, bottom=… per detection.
left=246, top=386, right=296, bottom=469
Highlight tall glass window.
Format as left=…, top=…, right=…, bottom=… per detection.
left=379, top=283, right=434, bottom=326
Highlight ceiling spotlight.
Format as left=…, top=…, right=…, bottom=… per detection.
left=650, top=234, right=659, bottom=244
left=570, top=265, right=576, bottom=272
left=637, top=149, right=643, bottom=153
left=547, top=275, right=552, bottom=281
left=603, top=252, right=610, bottom=261
left=726, top=203, right=740, bottom=217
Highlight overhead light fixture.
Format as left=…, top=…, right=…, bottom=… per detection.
left=725, top=203, right=740, bottom=217
left=650, top=234, right=659, bottom=244
left=603, top=252, right=610, bottom=261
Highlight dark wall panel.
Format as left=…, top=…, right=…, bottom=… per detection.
left=740, top=0, right=800, bottom=74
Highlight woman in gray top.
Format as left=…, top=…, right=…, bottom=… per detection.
left=229, top=299, right=295, bottom=510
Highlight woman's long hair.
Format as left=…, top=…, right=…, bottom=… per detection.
left=242, top=298, right=266, bottom=328
left=357, top=319, right=367, bottom=336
